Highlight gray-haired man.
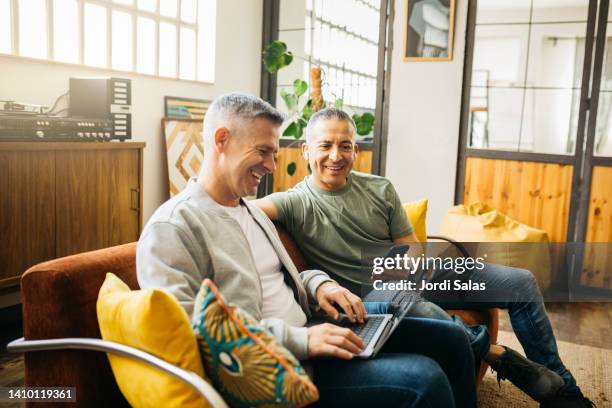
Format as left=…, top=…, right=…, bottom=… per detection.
left=137, top=93, right=478, bottom=407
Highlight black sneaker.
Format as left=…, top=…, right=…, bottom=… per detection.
left=541, top=393, right=596, bottom=408
left=491, top=346, right=565, bottom=402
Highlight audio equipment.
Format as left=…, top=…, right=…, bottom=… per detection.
left=0, top=114, right=114, bottom=141
left=70, top=77, right=132, bottom=140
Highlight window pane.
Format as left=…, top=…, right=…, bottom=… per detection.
left=197, top=0, right=215, bottom=82
left=596, top=24, right=612, bottom=91
left=137, top=0, right=156, bottom=12
left=179, top=27, right=195, bottom=80
left=595, top=89, right=612, bottom=156
left=112, top=11, right=132, bottom=71
left=53, top=0, right=78, bottom=63
left=525, top=23, right=586, bottom=89
left=594, top=33, right=612, bottom=156
left=180, top=0, right=197, bottom=23
left=469, top=88, right=523, bottom=150
left=160, top=0, right=178, bottom=17
left=159, top=22, right=176, bottom=77
left=0, top=0, right=11, bottom=54
left=113, top=0, right=134, bottom=5
left=532, top=0, right=588, bottom=23
left=476, top=0, right=531, bottom=24
left=473, top=25, right=529, bottom=87
left=84, top=3, right=108, bottom=67
left=520, top=89, right=576, bottom=154
left=137, top=16, right=155, bottom=74
left=18, top=0, right=47, bottom=58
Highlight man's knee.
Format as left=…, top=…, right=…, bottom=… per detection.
left=509, top=267, right=542, bottom=299
left=436, top=319, right=472, bottom=348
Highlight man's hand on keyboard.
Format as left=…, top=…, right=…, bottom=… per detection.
left=307, top=323, right=365, bottom=359
left=316, top=281, right=367, bottom=323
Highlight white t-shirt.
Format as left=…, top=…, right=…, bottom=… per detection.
left=222, top=203, right=307, bottom=327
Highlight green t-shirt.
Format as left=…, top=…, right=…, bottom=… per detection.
left=268, top=171, right=413, bottom=293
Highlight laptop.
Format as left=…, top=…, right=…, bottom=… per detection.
left=307, top=290, right=418, bottom=358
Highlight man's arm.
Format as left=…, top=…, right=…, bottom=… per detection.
left=137, top=222, right=208, bottom=316
left=253, top=198, right=279, bottom=220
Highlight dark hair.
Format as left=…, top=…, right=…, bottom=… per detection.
left=305, top=107, right=356, bottom=142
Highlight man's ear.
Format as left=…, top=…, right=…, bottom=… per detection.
left=301, top=142, right=309, bottom=160
left=353, top=143, right=360, bottom=158
left=214, top=127, right=230, bottom=152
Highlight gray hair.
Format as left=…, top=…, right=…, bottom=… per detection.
left=203, top=92, right=284, bottom=143
left=305, top=107, right=356, bottom=143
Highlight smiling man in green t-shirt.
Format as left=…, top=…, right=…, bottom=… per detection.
left=254, top=108, right=590, bottom=407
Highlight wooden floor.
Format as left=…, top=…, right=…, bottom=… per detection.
left=499, top=302, right=612, bottom=350
left=1, top=302, right=611, bottom=390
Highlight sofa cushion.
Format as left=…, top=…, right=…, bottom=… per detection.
left=403, top=199, right=428, bottom=242
left=192, top=278, right=319, bottom=408
left=97, top=273, right=209, bottom=408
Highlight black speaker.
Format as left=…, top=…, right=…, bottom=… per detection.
left=70, top=77, right=132, bottom=141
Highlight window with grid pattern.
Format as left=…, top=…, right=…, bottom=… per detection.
left=0, top=0, right=216, bottom=82
left=305, top=0, right=380, bottom=109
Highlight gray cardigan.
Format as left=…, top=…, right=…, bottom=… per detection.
left=136, top=179, right=333, bottom=360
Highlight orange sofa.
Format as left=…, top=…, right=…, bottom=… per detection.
left=14, top=227, right=497, bottom=407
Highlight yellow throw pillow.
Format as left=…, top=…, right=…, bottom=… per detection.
left=403, top=199, right=428, bottom=242
left=97, top=273, right=210, bottom=408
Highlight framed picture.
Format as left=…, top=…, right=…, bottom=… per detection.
left=403, top=0, right=456, bottom=61
left=162, top=118, right=204, bottom=197
left=164, top=96, right=211, bottom=119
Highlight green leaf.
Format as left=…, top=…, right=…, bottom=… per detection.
left=263, top=41, right=294, bottom=73
left=333, top=98, right=344, bottom=109
left=287, top=162, right=297, bottom=176
left=280, top=89, right=298, bottom=110
left=293, top=79, right=308, bottom=97
left=283, top=122, right=299, bottom=137
left=353, top=112, right=375, bottom=136
left=302, top=104, right=313, bottom=121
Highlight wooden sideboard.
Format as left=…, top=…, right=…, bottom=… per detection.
left=0, top=142, right=145, bottom=289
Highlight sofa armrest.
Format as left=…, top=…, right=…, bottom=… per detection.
left=7, top=337, right=228, bottom=408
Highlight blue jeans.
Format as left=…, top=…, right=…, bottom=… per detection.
left=310, top=312, right=477, bottom=408
left=422, top=262, right=581, bottom=396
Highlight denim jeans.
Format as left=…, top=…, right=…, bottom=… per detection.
left=421, top=262, right=581, bottom=396
left=310, top=312, right=477, bottom=408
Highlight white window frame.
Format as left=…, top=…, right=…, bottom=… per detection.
left=5, top=0, right=214, bottom=83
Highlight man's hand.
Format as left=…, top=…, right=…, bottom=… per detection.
left=316, top=281, right=366, bottom=323
left=307, top=323, right=364, bottom=359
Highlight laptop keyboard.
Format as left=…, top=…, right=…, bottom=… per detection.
left=343, top=315, right=387, bottom=347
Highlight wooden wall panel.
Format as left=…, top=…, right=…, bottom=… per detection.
left=463, top=157, right=573, bottom=243
left=273, top=147, right=373, bottom=192
left=0, top=151, right=55, bottom=288
left=581, top=166, right=612, bottom=288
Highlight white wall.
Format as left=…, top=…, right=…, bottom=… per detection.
left=385, top=0, right=469, bottom=233
left=0, top=0, right=263, bottom=223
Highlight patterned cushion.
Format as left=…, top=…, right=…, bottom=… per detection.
left=192, top=279, right=319, bottom=407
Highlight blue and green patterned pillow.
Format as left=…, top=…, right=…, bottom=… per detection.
left=192, top=279, right=319, bottom=408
